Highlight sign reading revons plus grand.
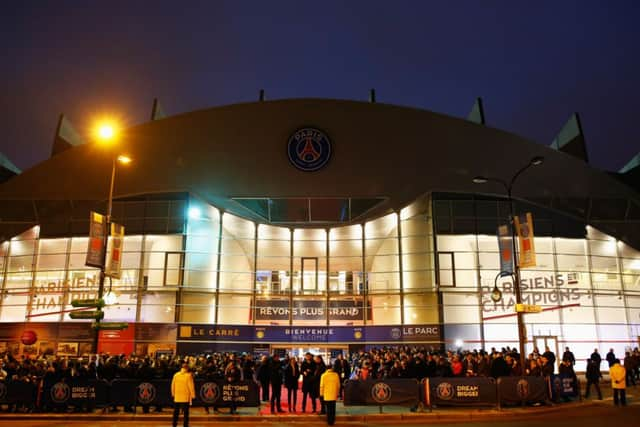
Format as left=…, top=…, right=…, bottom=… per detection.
left=254, top=298, right=371, bottom=321
left=287, top=128, right=332, bottom=171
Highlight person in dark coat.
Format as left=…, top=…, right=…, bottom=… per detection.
left=284, top=356, right=300, bottom=412
left=606, top=349, right=617, bottom=368
left=590, top=349, right=602, bottom=368
left=269, top=354, right=284, bottom=413
left=225, top=360, right=242, bottom=414
left=562, top=347, right=576, bottom=366
left=489, top=353, right=509, bottom=379
left=256, top=355, right=271, bottom=402
left=584, top=358, right=602, bottom=400
left=332, top=354, right=350, bottom=400
left=301, top=353, right=316, bottom=412
left=312, top=355, right=327, bottom=415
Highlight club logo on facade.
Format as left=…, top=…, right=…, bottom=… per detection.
left=436, top=382, right=454, bottom=400
left=137, top=382, right=157, bottom=404
left=371, top=382, right=392, bottom=403
left=287, top=128, right=331, bottom=172
left=199, top=382, right=220, bottom=404
left=516, top=379, right=530, bottom=399
left=51, top=382, right=70, bottom=404
left=0, top=382, right=7, bottom=401
left=390, top=328, right=402, bottom=340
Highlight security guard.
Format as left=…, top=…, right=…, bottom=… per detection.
left=171, top=363, right=196, bottom=427
left=319, top=366, right=341, bottom=426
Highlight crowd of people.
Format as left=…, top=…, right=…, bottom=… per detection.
left=0, top=345, right=638, bottom=413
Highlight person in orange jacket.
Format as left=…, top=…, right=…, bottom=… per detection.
left=609, top=358, right=626, bottom=406
left=171, top=363, right=196, bottom=427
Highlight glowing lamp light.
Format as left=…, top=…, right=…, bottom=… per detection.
left=103, top=291, right=118, bottom=305
left=96, top=121, right=118, bottom=142
left=188, top=207, right=201, bottom=219
left=117, top=155, right=132, bottom=164
left=455, top=339, right=464, bottom=348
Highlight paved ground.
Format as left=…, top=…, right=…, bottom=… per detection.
left=5, top=403, right=640, bottom=427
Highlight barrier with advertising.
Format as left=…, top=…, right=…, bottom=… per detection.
left=426, top=377, right=497, bottom=407
left=41, top=379, right=109, bottom=408
left=549, top=374, right=580, bottom=401
left=0, top=380, right=36, bottom=405
left=343, top=379, right=419, bottom=407
left=106, top=379, right=260, bottom=408
left=497, top=376, right=548, bottom=405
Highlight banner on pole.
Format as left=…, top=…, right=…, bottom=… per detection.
left=514, top=212, right=536, bottom=268
left=496, top=223, right=514, bottom=274
left=85, top=212, right=106, bottom=268
left=106, top=222, right=125, bottom=279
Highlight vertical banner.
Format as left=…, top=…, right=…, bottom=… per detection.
left=496, top=223, right=514, bottom=273
left=85, top=212, right=106, bottom=268
left=514, top=212, right=536, bottom=268
left=106, top=223, right=125, bottom=279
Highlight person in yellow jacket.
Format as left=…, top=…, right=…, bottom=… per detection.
left=320, top=366, right=341, bottom=426
left=609, top=358, right=627, bottom=406
left=171, top=363, right=196, bottom=427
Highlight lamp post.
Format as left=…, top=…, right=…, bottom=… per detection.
left=92, top=122, right=131, bottom=354
left=473, top=155, right=543, bottom=375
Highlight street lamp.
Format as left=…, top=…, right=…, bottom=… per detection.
left=92, top=121, right=131, bottom=353
left=473, top=155, right=544, bottom=375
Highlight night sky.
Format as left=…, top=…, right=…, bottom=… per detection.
left=2, top=1, right=639, bottom=172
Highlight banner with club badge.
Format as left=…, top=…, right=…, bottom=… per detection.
left=514, top=212, right=536, bottom=268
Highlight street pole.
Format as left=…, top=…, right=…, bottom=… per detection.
left=473, top=156, right=543, bottom=376
left=507, top=185, right=527, bottom=375
left=92, top=156, right=116, bottom=354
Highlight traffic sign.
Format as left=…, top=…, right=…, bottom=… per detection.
left=515, top=304, right=542, bottom=313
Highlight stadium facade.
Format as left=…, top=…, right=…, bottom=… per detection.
left=0, top=97, right=638, bottom=369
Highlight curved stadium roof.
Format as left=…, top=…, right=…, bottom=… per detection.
left=0, top=98, right=638, bottom=248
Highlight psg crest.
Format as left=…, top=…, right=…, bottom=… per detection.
left=50, top=382, right=71, bottom=404
left=137, top=382, right=157, bottom=404
left=371, top=382, right=392, bottom=403
left=199, top=382, right=220, bottom=404
left=436, top=382, right=454, bottom=400
left=287, top=128, right=332, bottom=172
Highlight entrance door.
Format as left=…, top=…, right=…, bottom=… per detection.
left=533, top=335, right=558, bottom=360
left=301, top=257, right=318, bottom=295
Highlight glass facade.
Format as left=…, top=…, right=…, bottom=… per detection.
left=0, top=193, right=639, bottom=366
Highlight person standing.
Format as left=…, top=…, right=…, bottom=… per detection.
left=623, top=351, right=637, bottom=386
left=313, top=355, right=327, bottom=415
left=301, top=352, right=316, bottom=412
left=609, top=359, right=626, bottom=406
left=320, top=365, right=340, bottom=426
left=606, top=349, right=617, bottom=368
left=590, top=349, right=602, bottom=368
left=225, top=360, right=242, bottom=415
left=171, top=363, right=195, bottom=427
left=284, top=356, right=300, bottom=412
left=562, top=347, right=576, bottom=366
left=269, top=354, right=284, bottom=413
left=333, top=354, right=350, bottom=400
left=256, top=355, right=271, bottom=403
left=584, top=358, right=602, bottom=400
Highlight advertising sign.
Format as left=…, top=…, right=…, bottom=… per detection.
left=497, top=223, right=514, bottom=273
left=427, top=377, right=497, bottom=406
left=514, top=212, right=536, bottom=268
left=106, top=222, right=125, bottom=279
left=344, top=379, right=419, bottom=407
left=177, top=324, right=440, bottom=343
left=85, top=212, right=106, bottom=268
left=254, top=298, right=371, bottom=321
